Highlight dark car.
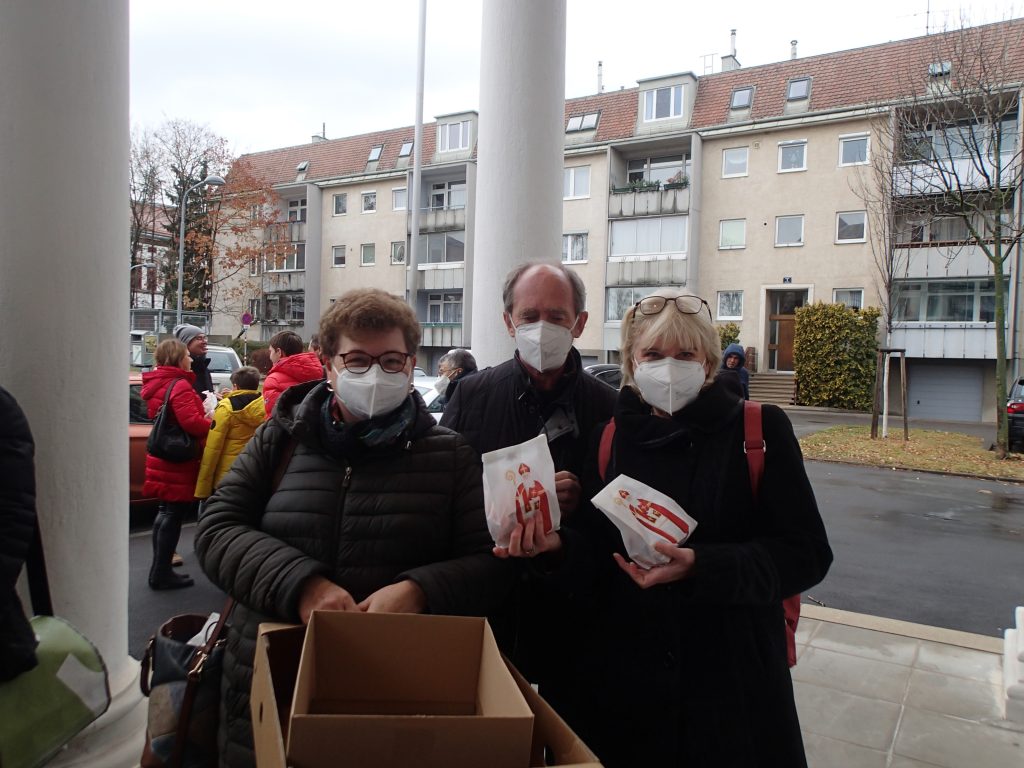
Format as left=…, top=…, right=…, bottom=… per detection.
left=1008, top=378, right=1024, bottom=452
left=585, top=363, right=622, bottom=390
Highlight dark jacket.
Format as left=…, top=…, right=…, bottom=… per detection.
left=719, top=342, right=750, bottom=399
left=140, top=367, right=211, bottom=502
left=189, top=354, right=214, bottom=396
left=195, top=380, right=514, bottom=768
left=0, top=387, right=39, bottom=682
left=437, top=367, right=477, bottom=410
left=549, top=382, right=832, bottom=768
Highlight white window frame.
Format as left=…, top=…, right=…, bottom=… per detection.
left=367, top=145, right=383, bottom=162
left=332, top=245, right=346, bottom=268
left=839, top=133, right=870, bottom=166
left=392, top=188, right=407, bottom=211
left=777, top=140, right=807, bottom=173
left=332, top=193, right=347, bottom=216
left=787, top=77, right=811, bottom=101
left=730, top=87, right=753, bottom=110
left=391, top=241, right=406, bottom=265
left=265, top=243, right=305, bottom=272
left=775, top=215, right=805, bottom=247
left=360, top=243, right=375, bottom=266
left=399, top=141, right=413, bottom=157
left=439, top=120, right=471, bottom=152
left=719, top=219, right=746, bottom=250
left=836, top=210, right=867, bottom=243
left=717, top=291, right=743, bottom=320
left=287, top=198, right=307, bottom=222
left=361, top=192, right=376, bottom=214
left=427, top=292, right=463, bottom=324
left=563, top=166, right=591, bottom=199
left=643, top=85, right=684, bottom=122
left=722, top=147, right=749, bottom=178
left=562, top=233, right=588, bottom=263
left=833, top=288, right=864, bottom=309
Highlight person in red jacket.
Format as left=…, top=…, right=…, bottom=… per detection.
left=262, top=330, right=325, bottom=418
left=140, top=339, right=212, bottom=590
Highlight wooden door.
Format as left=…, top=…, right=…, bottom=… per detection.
left=770, top=315, right=796, bottom=370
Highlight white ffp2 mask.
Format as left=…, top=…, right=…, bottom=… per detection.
left=334, top=365, right=410, bottom=420
left=514, top=319, right=576, bottom=372
left=632, top=358, right=707, bottom=414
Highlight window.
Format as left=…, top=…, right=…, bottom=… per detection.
left=367, top=145, right=383, bottom=162
left=391, top=241, right=406, bottom=265
left=361, top=192, right=376, bottom=213
left=839, top=134, right=869, bottom=165
left=563, top=166, right=591, bottom=198
left=332, top=245, right=346, bottom=267
left=248, top=297, right=261, bottom=321
left=928, top=61, right=952, bottom=77
left=730, top=87, right=753, bottom=109
left=643, top=85, right=684, bottom=121
left=295, top=160, right=309, bottom=173
left=393, top=188, right=407, bottom=211
left=610, top=216, right=687, bottom=257
left=787, top=77, right=810, bottom=101
left=722, top=147, right=748, bottom=177
left=263, top=292, right=304, bottom=323
left=834, top=289, right=863, bottom=309
left=717, top=291, right=743, bottom=320
left=427, top=293, right=463, bottom=323
left=439, top=120, right=471, bottom=152
left=566, top=112, right=599, bottom=132
left=430, top=181, right=467, bottom=210
left=360, top=243, right=375, bottom=266
left=265, top=243, right=305, bottom=271
left=628, top=155, right=688, bottom=185
left=929, top=216, right=969, bottom=242
left=836, top=211, right=867, bottom=242
left=894, top=279, right=999, bottom=322
left=418, top=230, right=466, bottom=263
left=399, top=141, right=413, bottom=157
left=778, top=141, right=807, bottom=172
left=333, top=193, right=347, bottom=216
left=249, top=256, right=260, bottom=276
left=719, top=219, right=746, bottom=249
left=287, top=198, right=307, bottom=222
left=605, top=285, right=663, bottom=322
left=775, top=215, right=804, bottom=246
left=562, top=233, right=588, bottom=263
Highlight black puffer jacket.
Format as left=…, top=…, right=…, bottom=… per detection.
left=195, top=380, right=514, bottom=768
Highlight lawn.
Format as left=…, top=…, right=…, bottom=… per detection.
left=799, top=426, right=1024, bottom=482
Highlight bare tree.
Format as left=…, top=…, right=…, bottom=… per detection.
left=129, top=126, right=166, bottom=307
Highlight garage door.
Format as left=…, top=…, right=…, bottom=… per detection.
left=907, top=363, right=982, bottom=422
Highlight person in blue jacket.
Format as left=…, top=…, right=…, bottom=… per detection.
left=720, top=342, right=750, bottom=399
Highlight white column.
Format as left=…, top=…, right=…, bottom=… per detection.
left=0, top=2, right=146, bottom=766
left=471, top=0, right=567, bottom=366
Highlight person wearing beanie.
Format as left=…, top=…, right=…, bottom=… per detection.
left=173, top=323, right=214, bottom=397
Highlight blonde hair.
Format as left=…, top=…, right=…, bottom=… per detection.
left=619, top=291, right=721, bottom=390
left=154, top=339, right=189, bottom=368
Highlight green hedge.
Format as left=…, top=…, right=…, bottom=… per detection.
left=718, top=322, right=740, bottom=350
left=793, top=303, right=880, bottom=410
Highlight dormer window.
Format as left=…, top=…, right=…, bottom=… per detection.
left=295, top=160, right=309, bottom=173
left=367, top=145, right=383, bottom=162
left=399, top=141, right=413, bottom=157
left=928, top=61, right=952, bottom=78
left=566, top=112, right=600, bottom=132
left=730, top=87, right=753, bottom=110
left=439, top=120, right=471, bottom=152
left=786, top=78, right=810, bottom=101
left=643, top=84, right=683, bottom=122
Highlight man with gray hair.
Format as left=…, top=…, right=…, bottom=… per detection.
left=435, top=348, right=478, bottom=409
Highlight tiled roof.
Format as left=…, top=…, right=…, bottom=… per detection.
left=691, top=19, right=1024, bottom=129
left=564, top=87, right=640, bottom=143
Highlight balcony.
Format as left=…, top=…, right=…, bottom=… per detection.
left=608, top=186, right=689, bottom=219
left=264, top=220, right=307, bottom=243
left=413, top=206, right=466, bottom=234
left=894, top=243, right=999, bottom=279
left=606, top=255, right=687, bottom=285
left=893, top=154, right=1019, bottom=197
left=890, top=323, right=998, bottom=359
left=420, top=322, right=463, bottom=349
left=262, top=270, right=305, bottom=293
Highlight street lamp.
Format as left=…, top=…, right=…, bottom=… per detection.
left=176, top=174, right=226, bottom=326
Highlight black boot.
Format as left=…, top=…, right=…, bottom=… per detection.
left=149, top=506, right=194, bottom=590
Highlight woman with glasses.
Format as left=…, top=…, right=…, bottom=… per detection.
left=502, top=290, right=832, bottom=767
left=196, top=288, right=512, bottom=768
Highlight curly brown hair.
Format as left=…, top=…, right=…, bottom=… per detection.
left=319, top=288, right=421, bottom=358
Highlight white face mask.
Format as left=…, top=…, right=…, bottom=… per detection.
left=514, top=319, right=577, bottom=372
left=333, top=364, right=410, bottom=420
left=433, top=374, right=449, bottom=394
left=632, top=358, right=707, bottom=414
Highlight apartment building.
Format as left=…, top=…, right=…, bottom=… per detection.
left=213, top=19, right=1023, bottom=420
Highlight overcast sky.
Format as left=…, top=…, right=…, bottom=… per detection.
left=130, top=0, right=1012, bottom=157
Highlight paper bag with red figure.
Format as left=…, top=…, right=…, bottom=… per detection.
left=591, top=474, right=698, bottom=569
left=481, top=433, right=562, bottom=548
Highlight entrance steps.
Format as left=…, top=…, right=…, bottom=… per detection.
left=749, top=373, right=796, bottom=406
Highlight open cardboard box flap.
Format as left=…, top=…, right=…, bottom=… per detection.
left=252, top=615, right=601, bottom=768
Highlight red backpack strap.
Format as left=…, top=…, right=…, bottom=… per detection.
left=743, top=400, right=765, bottom=496
left=597, top=418, right=616, bottom=483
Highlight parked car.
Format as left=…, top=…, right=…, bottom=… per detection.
left=413, top=376, right=445, bottom=423
left=129, top=373, right=157, bottom=507
left=1008, top=378, right=1024, bottom=452
left=584, top=363, right=622, bottom=390
left=206, top=344, right=242, bottom=390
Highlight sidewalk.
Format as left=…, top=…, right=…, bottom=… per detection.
left=795, top=605, right=1022, bottom=768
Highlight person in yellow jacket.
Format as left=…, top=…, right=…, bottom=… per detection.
left=195, top=367, right=265, bottom=498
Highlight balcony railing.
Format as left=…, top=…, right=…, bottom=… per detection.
left=264, top=220, right=307, bottom=243
left=608, top=186, right=690, bottom=218
left=413, top=206, right=466, bottom=234
left=894, top=243, right=999, bottom=279
left=420, top=322, right=463, bottom=349
left=890, top=324, right=997, bottom=359
left=893, top=154, right=1019, bottom=197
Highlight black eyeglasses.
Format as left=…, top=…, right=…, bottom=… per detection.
left=334, top=350, right=411, bottom=374
left=635, top=295, right=712, bottom=322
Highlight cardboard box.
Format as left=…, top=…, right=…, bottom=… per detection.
left=252, top=613, right=601, bottom=768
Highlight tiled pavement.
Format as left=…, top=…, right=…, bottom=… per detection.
left=796, top=605, right=1023, bottom=768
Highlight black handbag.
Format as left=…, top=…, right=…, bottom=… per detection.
left=147, top=378, right=197, bottom=462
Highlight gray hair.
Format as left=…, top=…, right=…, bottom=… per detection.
left=501, top=262, right=586, bottom=316
left=440, top=348, right=477, bottom=373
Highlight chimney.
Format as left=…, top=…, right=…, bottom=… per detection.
left=790, top=40, right=798, bottom=59
left=598, top=60, right=604, bottom=93
left=311, top=134, right=325, bottom=143
left=721, top=29, right=741, bottom=71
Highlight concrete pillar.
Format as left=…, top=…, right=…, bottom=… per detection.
left=471, top=0, right=567, bottom=366
left=0, top=2, right=146, bottom=765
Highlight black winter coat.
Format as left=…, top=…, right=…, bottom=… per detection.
left=0, top=386, right=39, bottom=682
left=549, top=382, right=832, bottom=768
left=195, top=380, right=514, bottom=768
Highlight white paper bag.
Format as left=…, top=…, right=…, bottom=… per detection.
left=591, top=474, right=697, bottom=569
left=481, top=433, right=562, bottom=548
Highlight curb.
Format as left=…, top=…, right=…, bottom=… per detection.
left=803, top=455, right=1024, bottom=485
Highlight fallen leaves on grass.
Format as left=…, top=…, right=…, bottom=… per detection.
left=799, top=426, right=1024, bottom=481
